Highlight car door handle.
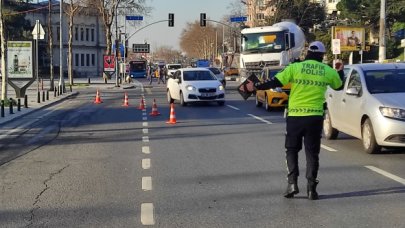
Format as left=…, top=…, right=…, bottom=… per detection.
left=342, top=98, right=346, bottom=103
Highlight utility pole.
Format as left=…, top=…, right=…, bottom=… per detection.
left=0, top=0, right=8, bottom=101
left=59, top=0, right=65, bottom=93
left=378, top=0, right=386, bottom=63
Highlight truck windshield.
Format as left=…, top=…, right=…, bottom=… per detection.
left=242, top=31, right=285, bottom=53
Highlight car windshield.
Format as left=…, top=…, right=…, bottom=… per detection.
left=208, top=67, right=221, bottom=74
left=364, top=69, right=405, bottom=93
left=183, top=70, right=216, bottom=81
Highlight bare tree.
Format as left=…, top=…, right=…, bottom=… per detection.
left=65, top=0, right=83, bottom=87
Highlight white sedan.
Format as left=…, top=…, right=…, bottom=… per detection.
left=166, top=68, right=225, bottom=106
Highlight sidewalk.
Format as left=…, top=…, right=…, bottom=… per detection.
left=0, top=77, right=130, bottom=126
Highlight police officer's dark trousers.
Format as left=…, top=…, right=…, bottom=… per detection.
left=285, top=116, right=323, bottom=185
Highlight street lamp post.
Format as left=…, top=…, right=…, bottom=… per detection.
left=379, top=0, right=386, bottom=63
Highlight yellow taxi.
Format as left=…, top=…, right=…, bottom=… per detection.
left=255, top=66, right=290, bottom=111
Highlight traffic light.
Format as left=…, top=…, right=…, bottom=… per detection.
left=168, top=13, right=174, bottom=27
left=200, top=13, right=206, bottom=27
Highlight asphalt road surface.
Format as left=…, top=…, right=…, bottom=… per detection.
left=1, top=79, right=404, bottom=227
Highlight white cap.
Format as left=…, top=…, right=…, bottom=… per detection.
left=308, top=41, right=326, bottom=53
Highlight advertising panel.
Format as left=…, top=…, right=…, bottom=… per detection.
left=103, top=55, right=115, bottom=72
left=332, top=26, right=365, bottom=52
left=7, top=41, right=33, bottom=78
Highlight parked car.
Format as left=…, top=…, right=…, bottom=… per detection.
left=255, top=66, right=290, bottom=111
left=324, top=63, right=405, bottom=154
left=166, top=68, right=225, bottom=106
left=206, top=67, right=226, bottom=87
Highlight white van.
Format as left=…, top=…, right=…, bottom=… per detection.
left=166, top=64, right=182, bottom=76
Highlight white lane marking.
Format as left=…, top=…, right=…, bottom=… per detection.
left=142, top=136, right=149, bottom=142
left=227, top=105, right=240, bottom=110
left=141, top=203, right=155, bottom=225
left=143, top=122, right=148, bottom=127
left=321, top=144, right=337, bottom=152
left=365, top=166, right=405, bottom=186
left=143, top=128, right=148, bottom=134
left=142, top=146, right=150, bottom=154
left=142, top=159, right=151, bottom=169
left=142, top=117, right=147, bottom=121
left=247, top=114, right=273, bottom=124
left=142, top=112, right=147, bottom=116
left=142, top=176, right=152, bottom=191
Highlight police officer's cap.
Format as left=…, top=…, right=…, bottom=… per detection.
left=308, top=41, right=326, bottom=53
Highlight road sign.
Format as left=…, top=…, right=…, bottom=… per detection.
left=230, top=16, right=247, bottom=23
left=332, top=39, right=341, bottom=55
left=103, top=55, right=115, bottom=72
left=132, top=43, right=150, bottom=53
left=126, top=16, right=143, bottom=21
left=32, top=20, right=45, bottom=40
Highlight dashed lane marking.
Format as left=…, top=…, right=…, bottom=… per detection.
left=142, top=159, right=151, bottom=169
left=247, top=114, right=273, bottom=124
left=142, top=176, right=152, bottom=191
left=141, top=203, right=155, bottom=225
left=227, top=105, right=240, bottom=110
left=142, top=136, right=149, bottom=142
left=143, top=128, right=148, bottom=134
left=143, top=122, right=148, bottom=127
left=142, top=146, right=150, bottom=154
left=365, top=166, right=405, bottom=185
left=142, top=117, right=147, bottom=121
left=321, top=144, right=337, bottom=152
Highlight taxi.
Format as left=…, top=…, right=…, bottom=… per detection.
left=255, top=66, right=290, bottom=111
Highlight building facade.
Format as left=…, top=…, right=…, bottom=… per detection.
left=25, top=2, right=107, bottom=78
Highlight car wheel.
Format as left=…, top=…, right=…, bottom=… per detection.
left=167, top=90, right=174, bottom=104
left=255, top=94, right=263, bottom=107
left=180, top=92, right=187, bottom=106
left=323, top=110, right=339, bottom=140
left=265, top=94, right=271, bottom=111
left=218, top=101, right=225, bottom=106
left=362, top=118, right=381, bottom=154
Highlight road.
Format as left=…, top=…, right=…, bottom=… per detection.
left=1, top=79, right=404, bottom=227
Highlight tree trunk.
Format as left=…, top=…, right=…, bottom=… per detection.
left=0, top=1, right=7, bottom=101
left=68, top=14, right=74, bottom=86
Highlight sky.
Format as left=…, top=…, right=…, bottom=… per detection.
left=122, top=0, right=237, bottom=51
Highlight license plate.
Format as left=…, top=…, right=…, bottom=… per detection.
left=201, top=93, right=214, bottom=97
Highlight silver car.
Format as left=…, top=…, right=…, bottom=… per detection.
left=324, top=63, right=405, bottom=154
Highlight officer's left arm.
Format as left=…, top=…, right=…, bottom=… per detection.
left=253, top=65, right=291, bottom=90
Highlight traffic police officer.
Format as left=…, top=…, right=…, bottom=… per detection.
left=244, top=41, right=344, bottom=200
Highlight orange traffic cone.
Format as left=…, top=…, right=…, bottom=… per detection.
left=94, top=89, right=103, bottom=104
left=149, top=99, right=160, bottom=116
left=166, top=103, right=177, bottom=124
left=137, top=96, right=145, bottom=110
left=122, top=92, right=129, bottom=107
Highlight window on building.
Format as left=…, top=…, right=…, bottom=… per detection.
left=75, top=27, right=78, bottom=41
left=86, top=28, right=89, bottom=41
left=80, top=28, right=84, bottom=41
left=91, top=54, right=95, bottom=66
left=56, top=26, right=60, bottom=41
left=91, top=29, right=95, bottom=42
left=86, top=54, right=90, bottom=66
left=75, top=53, right=79, bottom=66
left=256, top=13, right=265, bottom=20
left=81, top=54, right=84, bottom=66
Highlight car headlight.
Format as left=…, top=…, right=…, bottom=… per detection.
left=379, top=107, right=405, bottom=120
left=186, top=85, right=196, bottom=91
left=270, top=87, right=283, bottom=93
left=218, top=85, right=225, bottom=91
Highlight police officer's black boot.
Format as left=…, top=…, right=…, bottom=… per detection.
left=283, top=182, right=299, bottom=198
left=307, top=180, right=319, bottom=200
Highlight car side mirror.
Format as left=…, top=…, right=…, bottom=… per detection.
left=346, top=87, right=360, bottom=96
left=174, top=78, right=180, bottom=83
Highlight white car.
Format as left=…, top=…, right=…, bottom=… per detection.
left=166, top=64, right=182, bottom=76
left=166, top=68, right=225, bottom=106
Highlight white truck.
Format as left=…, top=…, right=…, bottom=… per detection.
left=239, top=21, right=306, bottom=81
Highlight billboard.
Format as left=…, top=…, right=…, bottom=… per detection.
left=332, top=26, right=365, bottom=52
left=7, top=41, right=33, bottom=78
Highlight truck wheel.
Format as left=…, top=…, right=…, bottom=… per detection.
left=167, top=90, right=174, bottom=104
left=362, top=119, right=381, bottom=154
left=255, top=95, right=263, bottom=107
left=323, top=110, right=339, bottom=139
